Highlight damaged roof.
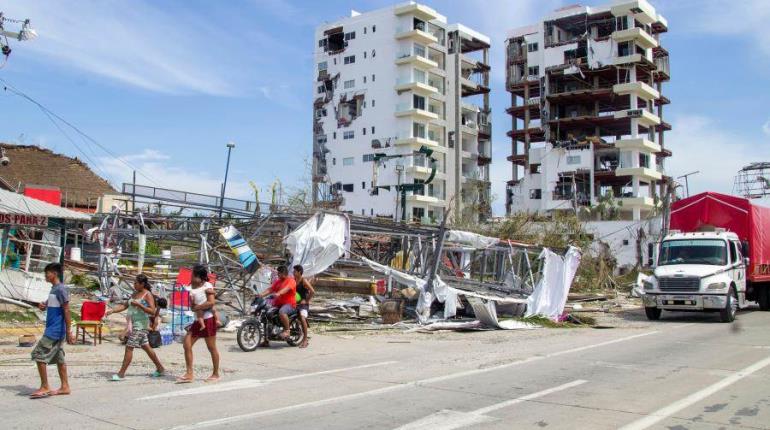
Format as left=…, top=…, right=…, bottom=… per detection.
left=0, top=143, right=117, bottom=208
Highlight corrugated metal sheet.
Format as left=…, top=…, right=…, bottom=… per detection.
left=0, top=189, right=91, bottom=221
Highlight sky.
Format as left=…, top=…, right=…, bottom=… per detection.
left=1, top=0, right=769, bottom=215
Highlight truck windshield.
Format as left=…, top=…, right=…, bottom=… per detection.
left=658, top=239, right=727, bottom=266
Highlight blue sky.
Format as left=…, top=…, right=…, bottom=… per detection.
left=1, top=0, right=769, bottom=215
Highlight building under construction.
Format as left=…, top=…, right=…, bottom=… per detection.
left=505, top=0, right=670, bottom=221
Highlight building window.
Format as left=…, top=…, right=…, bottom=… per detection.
left=343, top=157, right=354, bottom=166
left=344, top=79, right=355, bottom=89
left=413, top=122, right=426, bottom=138
left=527, top=42, right=538, bottom=52
left=344, top=31, right=356, bottom=41
left=530, top=189, right=542, bottom=199
left=363, top=154, right=375, bottom=162
left=343, top=130, right=355, bottom=139
left=363, top=101, right=366, bottom=108
left=616, top=16, right=629, bottom=31
left=372, top=49, right=376, bottom=58
left=317, top=85, right=325, bottom=94
left=342, top=183, right=354, bottom=192
left=363, top=76, right=367, bottom=84
left=364, top=51, right=367, bottom=59
left=314, top=108, right=327, bottom=118
left=371, top=126, right=375, bottom=134
left=373, top=25, right=376, bottom=33
left=364, top=27, right=367, bottom=34
left=361, top=181, right=366, bottom=190
left=344, top=55, right=356, bottom=64
left=622, top=239, right=630, bottom=246
left=318, top=39, right=326, bottom=48
left=372, top=99, right=375, bottom=107
left=333, top=58, right=336, bottom=65
left=567, top=155, right=581, bottom=165
left=412, top=207, right=425, bottom=221
left=333, top=132, right=337, bottom=139
left=372, top=74, right=375, bottom=82
left=362, top=128, right=366, bottom=135
left=531, top=164, right=541, bottom=173
left=528, top=66, right=539, bottom=76
left=332, top=158, right=336, bottom=165
left=370, top=208, right=373, bottom=216
left=413, top=94, right=426, bottom=110
left=318, top=61, right=328, bottom=72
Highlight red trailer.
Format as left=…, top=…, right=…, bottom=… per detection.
left=670, top=191, right=770, bottom=309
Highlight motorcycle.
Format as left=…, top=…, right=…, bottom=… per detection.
left=237, top=296, right=302, bottom=351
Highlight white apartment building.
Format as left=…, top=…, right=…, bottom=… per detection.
left=312, top=2, right=492, bottom=224
left=505, top=0, right=670, bottom=221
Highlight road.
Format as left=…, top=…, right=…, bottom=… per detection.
left=1, top=308, right=769, bottom=430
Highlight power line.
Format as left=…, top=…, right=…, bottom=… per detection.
left=0, top=78, right=160, bottom=186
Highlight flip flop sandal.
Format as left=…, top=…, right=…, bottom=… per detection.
left=29, top=391, right=51, bottom=399
left=150, top=370, right=164, bottom=378
left=110, top=374, right=125, bottom=382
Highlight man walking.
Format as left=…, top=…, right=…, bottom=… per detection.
left=30, top=262, right=73, bottom=398
left=293, top=265, right=315, bottom=349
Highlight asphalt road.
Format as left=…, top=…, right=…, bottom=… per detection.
left=1, top=308, right=769, bottom=430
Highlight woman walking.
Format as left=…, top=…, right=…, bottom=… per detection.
left=106, top=274, right=165, bottom=380
left=177, top=264, right=220, bottom=383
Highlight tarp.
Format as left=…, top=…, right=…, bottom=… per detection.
left=285, top=213, right=350, bottom=277
left=670, top=191, right=770, bottom=283
left=525, top=246, right=582, bottom=321
left=445, top=230, right=499, bottom=248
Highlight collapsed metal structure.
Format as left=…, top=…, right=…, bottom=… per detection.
left=73, top=184, right=543, bottom=316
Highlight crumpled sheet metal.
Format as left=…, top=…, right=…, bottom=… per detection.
left=285, top=213, right=350, bottom=277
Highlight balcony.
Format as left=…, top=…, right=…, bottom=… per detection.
left=394, top=134, right=447, bottom=153
left=618, top=196, right=657, bottom=210
left=613, top=81, right=660, bottom=101
left=610, top=0, right=658, bottom=25
left=612, top=27, right=658, bottom=50
left=614, top=108, right=661, bottom=128
left=614, top=138, right=661, bottom=153
left=394, top=3, right=440, bottom=21
left=406, top=194, right=445, bottom=206
left=396, top=103, right=439, bottom=121
left=396, top=26, right=438, bottom=45
left=395, top=77, right=439, bottom=95
left=396, top=51, right=439, bottom=70
left=615, top=166, right=662, bottom=181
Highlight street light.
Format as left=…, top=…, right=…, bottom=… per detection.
left=219, top=142, right=236, bottom=218
left=677, top=171, right=700, bottom=198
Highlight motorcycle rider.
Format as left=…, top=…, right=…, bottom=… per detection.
left=293, top=265, right=315, bottom=349
left=258, top=265, right=296, bottom=346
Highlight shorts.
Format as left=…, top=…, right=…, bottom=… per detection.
left=190, top=317, right=217, bottom=338
left=126, top=329, right=149, bottom=348
left=31, top=336, right=65, bottom=365
left=297, top=304, right=309, bottom=319
left=278, top=304, right=295, bottom=315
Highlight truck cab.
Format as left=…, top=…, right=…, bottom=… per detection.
left=642, top=229, right=747, bottom=322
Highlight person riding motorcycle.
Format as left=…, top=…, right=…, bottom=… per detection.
left=257, top=265, right=296, bottom=346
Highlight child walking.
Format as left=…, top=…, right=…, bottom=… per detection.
left=29, top=263, right=73, bottom=399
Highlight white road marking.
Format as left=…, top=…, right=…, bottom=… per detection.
left=393, top=380, right=587, bottom=430
left=139, top=361, right=397, bottom=400
left=619, top=354, right=770, bottom=430
left=169, top=331, right=657, bottom=429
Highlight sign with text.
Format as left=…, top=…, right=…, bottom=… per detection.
left=0, top=213, right=49, bottom=226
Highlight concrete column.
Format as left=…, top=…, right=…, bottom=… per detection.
left=452, top=31, right=462, bottom=221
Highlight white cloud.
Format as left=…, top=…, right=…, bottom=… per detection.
left=666, top=115, right=755, bottom=196
left=2, top=0, right=308, bottom=102
left=96, top=149, right=254, bottom=201
left=678, top=0, right=770, bottom=59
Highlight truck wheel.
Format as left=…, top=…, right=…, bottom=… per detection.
left=719, top=287, right=737, bottom=323
left=759, top=287, right=770, bottom=311
left=645, top=307, right=661, bottom=320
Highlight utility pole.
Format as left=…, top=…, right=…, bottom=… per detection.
left=677, top=171, right=699, bottom=198
left=219, top=142, right=235, bottom=218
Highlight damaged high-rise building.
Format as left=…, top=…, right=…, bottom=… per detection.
left=312, top=2, right=492, bottom=223
left=505, top=0, right=670, bottom=221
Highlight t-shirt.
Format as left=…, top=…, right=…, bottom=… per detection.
left=44, top=283, right=69, bottom=340
left=270, top=277, right=296, bottom=308
left=190, top=282, right=215, bottom=319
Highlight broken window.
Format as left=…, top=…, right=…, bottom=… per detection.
left=413, top=18, right=426, bottom=32
left=342, top=183, right=354, bottom=192
left=531, top=164, right=541, bottom=173
left=530, top=189, right=542, bottom=199
left=318, top=61, right=327, bottom=71
left=344, top=55, right=356, bottom=64
left=336, top=94, right=364, bottom=126
left=314, top=108, right=327, bottom=118
left=327, top=30, right=345, bottom=52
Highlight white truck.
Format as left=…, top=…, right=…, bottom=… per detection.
left=642, top=229, right=746, bottom=323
